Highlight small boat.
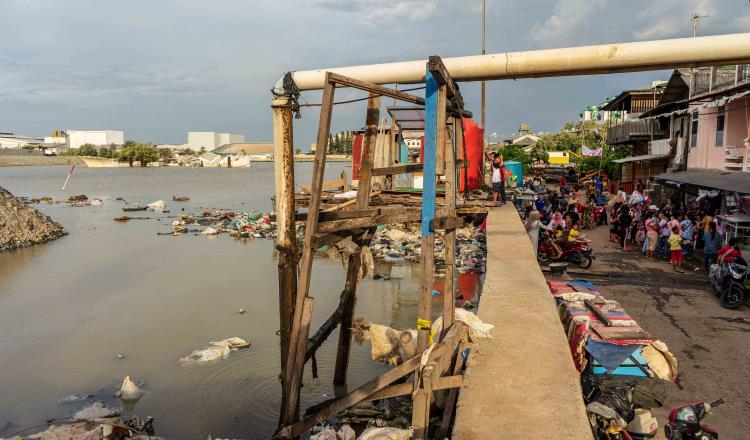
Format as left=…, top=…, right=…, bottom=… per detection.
left=172, top=196, right=190, bottom=202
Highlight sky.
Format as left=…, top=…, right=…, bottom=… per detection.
left=1, top=0, right=749, bottom=147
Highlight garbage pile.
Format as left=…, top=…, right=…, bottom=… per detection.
left=169, top=210, right=276, bottom=239
left=369, top=223, right=486, bottom=273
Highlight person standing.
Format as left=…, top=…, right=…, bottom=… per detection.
left=645, top=210, right=660, bottom=260
left=669, top=226, right=684, bottom=273
left=702, top=222, right=724, bottom=271
left=487, top=152, right=506, bottom=206
left=525, top=211, right=553, bottom=255
left=534, top=194, right=546, bottom=212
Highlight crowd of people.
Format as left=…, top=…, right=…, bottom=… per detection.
left=522, top=175, right=744, bottom=274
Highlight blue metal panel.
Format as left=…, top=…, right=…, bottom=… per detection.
left=399, top=140, right=408, bottom=164
left=421, top=68, right=437, bottom=237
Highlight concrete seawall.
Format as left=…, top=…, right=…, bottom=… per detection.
left=452, top=206, right=592, bottom=439
left=0, top=156, right=81, bottom=167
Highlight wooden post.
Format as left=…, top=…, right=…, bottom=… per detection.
left=443, top=114, right=456, bottom=334
left=272, top=98, right=297, bottom=374
left=281, top=74, right=336, bottom=427
left=436, top=83, right=447, bottom=176
left=417, top=68, right=439, bottom=354
left=333, top=93, right=380, bottom=386
left=412, top=362, right=437, bottom=439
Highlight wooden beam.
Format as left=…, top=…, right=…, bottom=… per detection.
left=370, top=163, right=423, bottom=176
left=430, top=216, right=465, bottom=231
left=277, top=322, right=467, bottom=438
left=333, top=237, right=365, bottom=385
left=321, top=191, right=381, bottom=213
left=443, top=115, right=457, bottom=334
left=300, top=178, right=346, bottom=194
left=281, top=72, right=336, bottom=428
left=316, top=209, right=420, bottom=234
left=436, top=83, right=447, bottom=176
left=356, top=94, right=381, bottom=208
left=436, top=342, right=468, bottom=439
left=328, top=72, right=472, bottom=118
left=428, top=55, right=464, bottom=108
left=361, top=375, right=464, bottom=402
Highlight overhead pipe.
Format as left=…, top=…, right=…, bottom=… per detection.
left=283, top=33, right=750, bottom=91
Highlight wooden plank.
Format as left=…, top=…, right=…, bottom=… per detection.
left=333, top=236, right=365, bottom=385
left=321, top=191, right=381, bottom=212
left=437, top=342, right=468, bottom=439
left=443, top=115, right=457, bottom=334
left=301, top=178, right=345, bottom=194
left=316, top=209, right=420, bottom=234
left=361, top=374, right=465, bottom=402
left=281, top=296, right=314, bottom=427
left=431, top=216, right=465, bottom=231
left=428, top=55, right=463, bottom=108
left=412, top=362, right=436, bottom=439
left=356, top=94, right=381, bottom=208
left=370, top=163, right=424, bottom=176
left=436, top=83, right=447, bottom=176
left=278, top=322, right=467, bottom=438
left=584, top=299, right=613, bottom=327
left=281, top=73, right=336, bottom=428
left=328, top=72, right=472, bottom=119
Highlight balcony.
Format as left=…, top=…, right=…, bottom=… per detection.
left=607, top=119, right=668, bottom=145
left=691, top=64, right=750, bottom=98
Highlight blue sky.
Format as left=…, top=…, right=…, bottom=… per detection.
left=1, top=0, right=749, bottom=146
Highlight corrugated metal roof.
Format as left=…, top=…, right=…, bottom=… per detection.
left=654, top=170, right=750, bottom=194
left=613, top=153, right=671, bottom=164
left=387, top=106, right=425, bottom=130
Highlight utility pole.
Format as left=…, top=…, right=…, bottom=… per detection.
left=692, top=13, right=709, bottom=37
left=481, top=0, right=486, bottom=130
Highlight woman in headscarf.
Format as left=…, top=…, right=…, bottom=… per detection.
left=525, top=210, right=553, bottom=255
left=546, top=211, right=566, bottom=230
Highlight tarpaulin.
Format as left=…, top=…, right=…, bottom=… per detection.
left=586, top=340, right=641, bottom=374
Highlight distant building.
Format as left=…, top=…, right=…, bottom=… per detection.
left=0, top=133, right=43, bottom=149
left=187, top=132, right=245, bottom=151
left=67, top=130, right=125, bottom=149
left=579, top=98, right=620, bottom=123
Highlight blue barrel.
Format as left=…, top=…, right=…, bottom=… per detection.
left=504, top=160, right=523, bottom=188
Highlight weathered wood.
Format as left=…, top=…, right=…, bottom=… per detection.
left=341, top=170, right=349, bottom=192
left=282, top=73, right=336, bottom=428
left=370, top=163, right=424, bottom=176
left=431, top=216, right=465, bottom=232
left=428, top=55, right=464, bottom=108
left=412, top=362, right=437, bottom=439
left=328, top=72, right=472, bottom=118
left=300, top=178, right=346, bottom=194
left=316, top=209, right=420, bottom=234
left=278, top=322, right=467, bottom=438
left=443, top=115, right=457, bottom=333
left=436, top=342, right=468, bottom=439
left=417, top=235, right=435, bottom=353
left=436, top=83, right=447, bottom=176
left=282, top=296, right=314, bottom=427
left=362, top=375, right=464, bottom=402
left=321, top=191, right=381, bottom=212
left=356, top=94, right=381, bottom=209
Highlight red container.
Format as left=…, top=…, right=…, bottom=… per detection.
left=460, top=118, right=484, bottom=192
left=351, top=134, right=364, bottom=180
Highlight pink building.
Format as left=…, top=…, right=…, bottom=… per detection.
left=687, top=96, right=750, bottom=171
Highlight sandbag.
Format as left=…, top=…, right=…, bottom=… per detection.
left=641, top=340, right=678, bottom=382
left=179, top=337, right=250, bottom=365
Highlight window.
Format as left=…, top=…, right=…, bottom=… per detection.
left=690, top=112, right=699, bottom=148
left=715, top=106, right=725, bottom=147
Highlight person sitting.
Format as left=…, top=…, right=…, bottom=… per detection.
left=718, top=237, right=743, bottom=265
left=567, top=223, right=587, bottom=243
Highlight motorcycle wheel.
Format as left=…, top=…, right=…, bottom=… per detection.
left=537, top=251, right=551, bottom=264
left=577, top=252, right=593, bottom=269
left=720, top=283, right=746, bottom=309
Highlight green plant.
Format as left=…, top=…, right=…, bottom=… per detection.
left=78, top=143, right=98, bottom=157
left=118, top=142, right=159, bottom=163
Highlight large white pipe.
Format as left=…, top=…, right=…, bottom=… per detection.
left=289, top=33, right=750, bottom=91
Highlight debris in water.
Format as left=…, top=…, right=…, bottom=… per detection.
left=179, top=337, right=250, bottom=366
left=72, top=401, right=121, bottom=420
left=116, top=376, right=143, bottom=401
left=172, top=196, right=190, bottom=202
left=59, top=394, right=94, bottom=404
left=115, top=353, right=126, bottom=360
left=238, top=308, right=246, bottom=314
left=147, top=200, right=166, bottom=211
left=356, top=427, right=413, bottom=440
left=201, top=227, right=219, bottom=235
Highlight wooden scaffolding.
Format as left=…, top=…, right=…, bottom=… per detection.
left=273, top=56, right=479, bottom=440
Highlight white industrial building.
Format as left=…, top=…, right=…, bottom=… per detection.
left=66, top=130, right=124, bottom=149
left=187, top=132, right=245, bottom=151
left=0, top=133, right=43, bottom=149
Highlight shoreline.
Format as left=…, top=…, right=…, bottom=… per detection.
left=0, top=155, right=351, bottom=167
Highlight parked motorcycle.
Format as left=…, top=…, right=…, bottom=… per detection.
left=709, top=258, right=747, bottom=309
left=538, top=236, right=594, bottom=269
left=594, top=205, right=608, bottom=226
left=664, top=398, right=724, bottom=440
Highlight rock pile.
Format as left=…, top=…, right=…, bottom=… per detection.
left=0, top=186, right=66, bottom=252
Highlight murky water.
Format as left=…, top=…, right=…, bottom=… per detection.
left=0, top=164, right=480, bottom=439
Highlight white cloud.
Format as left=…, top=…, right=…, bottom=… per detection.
left=633, top=0, right=715, bottom=40
left=315, top=0, right=436, bottom=27
left=529, top=0, right=608, bottom=45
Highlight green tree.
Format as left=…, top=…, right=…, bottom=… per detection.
left=158, top=148, right=173, bottom=159
left=78, top=143, right=98, bottom=156
left=118, top=142, right=159, bottom=163
left=97, top=147, right=111, bottom=158
left=295, top=148, right=302, bottom=155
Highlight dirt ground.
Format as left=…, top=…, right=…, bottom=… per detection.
left=559, top=224, right=750, bottom=439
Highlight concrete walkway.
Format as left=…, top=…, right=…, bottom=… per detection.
left=452, top=206, right=592, bottom=439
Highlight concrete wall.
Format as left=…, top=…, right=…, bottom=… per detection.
left=218, top=133, right=245, bottom=146
left=188, top=132, right=219, bottom=151
left=687, top=97, right=749, bottom=170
